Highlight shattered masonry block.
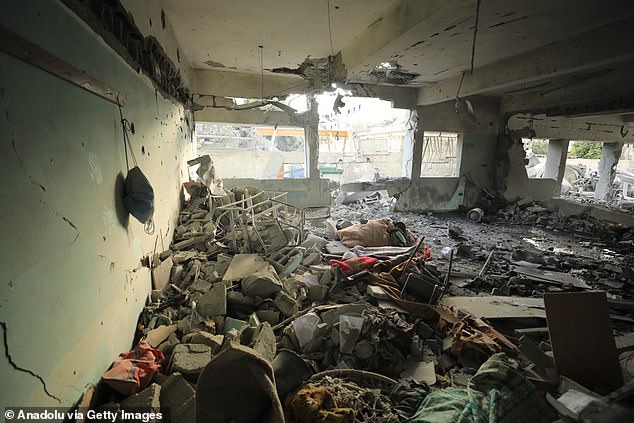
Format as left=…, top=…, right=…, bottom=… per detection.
left=241, top=271, right=283, bottom=297
left=160, top=373, right=196, bottom=423
left=198, top=283, right=226, bottom=317
left=169, top=344, right=213, bottom=383
left=189, top=279, right=212, bottom=293
left=255, top=309, right=280, bottom=325
left=182, top=331, right=224, bottom=354
left=250, top=322, right=276, bottom=363
left=120, top=383, right=161, bottom=413
left=273, top=291, right=298, bottom=317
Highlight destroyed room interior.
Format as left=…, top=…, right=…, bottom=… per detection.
left=3, top=1, right=634, bottom=422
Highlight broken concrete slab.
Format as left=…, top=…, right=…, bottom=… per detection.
left=120, top=383, right=161, bottom=413
left=198, top=283, right=226, bottom=317
left=181, top=331, right=224, bottom=353
left=249, top=322, right=276, bottom=363
left=144, top=324, right=177, bottom=348
left=512, top=266, right=591, bottom=289
left=292, top=312, right=322, bottom=348
left=255, top=308, right=281, bottom=325
left=273, top=291, right=298, bottom=317
left=189, top=279, right=212, bottom=293
left=339, top=315, right=364, bottom=354
left=160, top=372, right=196, bottom=414
left=169, top=344, right=213, bottom=383
left=222, top=254, right=269, bottom=281
left=439, top=296, right=546, bottom=319
left=160, top=373, right=196, bottom=423
left=153, top=256, right=173, bottom=290
left=241, top=271, right=282, bottom=297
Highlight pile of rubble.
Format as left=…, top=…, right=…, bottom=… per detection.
left=87, top=169, right=634, bottom=422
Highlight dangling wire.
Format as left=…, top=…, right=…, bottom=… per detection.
left=258, top=45, right=264, bottom=102
left=469, top=0, right=482, bottom=74
left=118, top=103, right=138, bottom=171
left=118, top=101, right=153, bottom=235
left=326, top=0, right=335, bottom=86
left=326, top=0, right=334, bottom=57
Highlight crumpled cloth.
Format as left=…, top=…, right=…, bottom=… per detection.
left=329, top=257, right=378, bottom=276
left=404, top=353, right=557, bottom=423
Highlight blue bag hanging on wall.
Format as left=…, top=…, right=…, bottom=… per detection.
left=119, top=105, right=155, bottom=234
left=124, top=166, right=154, bottom=224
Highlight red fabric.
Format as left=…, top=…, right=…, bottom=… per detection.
left=101, top=342, right=164, bottom=396
left=329, top=256, right=378, bottom=276
left=424, top=247, right=432, bottom=262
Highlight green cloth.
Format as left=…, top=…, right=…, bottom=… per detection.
left=404, top=353, right=557, bottom=423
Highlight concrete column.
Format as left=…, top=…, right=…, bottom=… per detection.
left=303, top=95, right=320, bottom=179
left=410, top=108, right=424, bottom=180
left=595, top=142, right=622, bottom=201
left=543, top=138, right=569, bottom=181
left=402, top=109, right=417, bottom=177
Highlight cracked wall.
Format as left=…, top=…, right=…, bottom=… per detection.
left=0, top=0, right=192, bottom=407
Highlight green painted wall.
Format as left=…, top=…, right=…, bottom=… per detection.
left=0, top=0, right=192, bottom=407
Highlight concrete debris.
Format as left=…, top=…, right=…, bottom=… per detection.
left=119, top=382, right=161, bottom=411
left=95, top=183, right=634, bottom=421
left=160, top=373, right=196, bottom=423
left=241, top=270, right=282, bottom=297
left=198, top=283, right=226, bottom=317
left=169, top=344, right=213, bottom=383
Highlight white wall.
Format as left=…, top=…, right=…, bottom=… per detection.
left=0, top=0, right=192, bottom=407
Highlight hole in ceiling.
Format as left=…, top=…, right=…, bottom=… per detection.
left=161, top=9, right=166, bottom=29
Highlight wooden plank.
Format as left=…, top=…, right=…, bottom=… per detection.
left=439, top=296, right=546, bottom=319
left=544, top=291, right=624, bottom=394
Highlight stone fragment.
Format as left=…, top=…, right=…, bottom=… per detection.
left=160, top=373, right=196, bottom=423
left=241, top=271, right=282, bottom=297
left=170, top=344, right=213, bottom=383
left=249, top=322, right=276, bottom=363
left=255, top=309, right=280, bottom=325
left=170, top=264, right=184, bottom=284
left=120, top=383, right=161, bottom=415
left=303, top=322, right=329, bottom=354
left=198, top=283, right=226, bottom=317
left=181, top=331, right=224, bottom=353
left=189, top=279, right=212, bottom=293
left=339, top=315, right=364, bottom=354
left=226, top=290, right=256, bottom=306
left=273, top=291, right=298, bottom=317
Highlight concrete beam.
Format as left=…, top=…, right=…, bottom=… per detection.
left=507, top=113, right=634, bottom=143
left=193, top=68, right=309, bottom=99
left=338, top=83, right=418, bottom=109
left=419, top=97, right=500, bottom=134
left=340, top=0, right=462, bottom=82
left=500, top=68, right=634, bottom=114
left=418, top=16, right=634, bottom=105
left=194, top=108, right=298, bottom=126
